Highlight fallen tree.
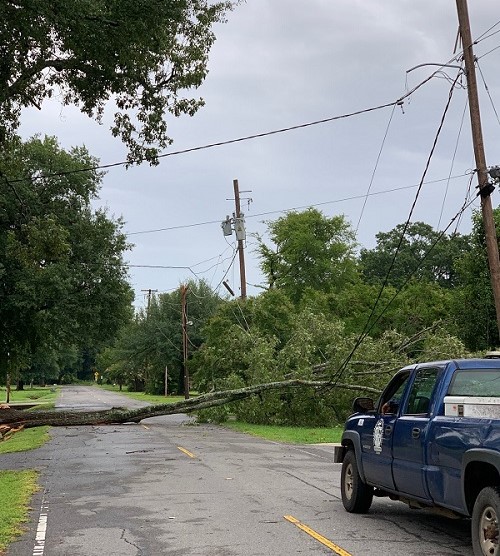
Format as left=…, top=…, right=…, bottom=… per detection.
left=0, top=379, right=380, bottom=428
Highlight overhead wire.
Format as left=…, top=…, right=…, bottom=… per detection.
left=329, top=71, right=462, bottom=387
left=328, top=189, right=479, bottom=390
left=356, top=103, right=397, bottom=233
left=3, top=61, right=471, bottom=188
left=476, top=59, right=500, bottom=127
left=437, top=97, right=469, bottom=230
left=213, top=248, right=238, bottom=294
left=125, top=173, right=471, bottom=236
left=475, top=21, right=500, bottom=43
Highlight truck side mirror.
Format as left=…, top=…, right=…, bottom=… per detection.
left=352, top=397, right=374, bottom=413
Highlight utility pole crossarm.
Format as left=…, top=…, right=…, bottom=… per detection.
left=456, top=0, right=500, bottom=340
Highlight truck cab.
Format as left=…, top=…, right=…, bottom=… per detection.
left=339, top=359, right=500, bottom=556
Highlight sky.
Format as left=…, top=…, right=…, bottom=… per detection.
left=19, top=0, right=500, bottom=310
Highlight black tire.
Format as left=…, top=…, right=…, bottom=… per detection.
left=472, top=486, right=500, bottom=556
left=341, top=448, right=373, bottom=513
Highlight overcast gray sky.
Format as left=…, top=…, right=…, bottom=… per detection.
left=20, top=0, right=500, bottom=309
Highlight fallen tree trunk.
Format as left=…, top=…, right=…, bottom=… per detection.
left=0, top=379, right=381, bottom=428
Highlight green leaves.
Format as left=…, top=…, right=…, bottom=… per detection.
left=257, top=208, right=358, bottom=303
left=0, top=135, right=133, bottom=377
left=0, top=0, right=234, bottom=162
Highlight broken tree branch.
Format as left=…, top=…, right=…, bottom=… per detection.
left=0, top=379, right=381, bottom=428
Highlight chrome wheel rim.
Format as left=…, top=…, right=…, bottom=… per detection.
left=479, top=505, right=499, bottom=555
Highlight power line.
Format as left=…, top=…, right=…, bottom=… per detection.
left=438, top=97, right=468, bottom=230
left=331, top=71, right=461, bottom=385
left=476, top=21, right=500, bottom=43
left=476, top=59, right=500, bottom=127
left=6, top=101, right=400, bottom=185
left=5, top=61, right=468, bottom=188
left=356, top=103, right=397, bottom=232
left=125, top=173, right=472, bottom=236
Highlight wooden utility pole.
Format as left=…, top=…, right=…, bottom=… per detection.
left=233, top=179, right=247, bottom=299
left=141, top=288, right=158, bottom=315
left=456, top=0, right=500, bottom=339
left=181, top=285, right=189, bottom=399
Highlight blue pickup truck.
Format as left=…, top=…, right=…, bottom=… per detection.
left=339, top=358, right=500, bottom=556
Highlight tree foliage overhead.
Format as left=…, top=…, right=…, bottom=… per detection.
left=0, top=135, right=133, bottom=376
left=0, top=0, right=233, bottom=162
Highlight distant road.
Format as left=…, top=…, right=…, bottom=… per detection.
left=56, top=384, right=149, bottom=411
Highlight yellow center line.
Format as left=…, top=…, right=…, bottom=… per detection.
left=177, top=446, right=196, bottom=459
left=284, top=515, right=352, bottom=556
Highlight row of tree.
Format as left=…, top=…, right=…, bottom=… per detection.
left=2, top=137, right=496, bottom=423
left=96, top=207, right=497, bottom=424
left=1, top=1, right=497, bottom=424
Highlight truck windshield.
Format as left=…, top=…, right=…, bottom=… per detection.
left=449, top=369, right=500, bottom=397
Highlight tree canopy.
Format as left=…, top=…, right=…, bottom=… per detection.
left=360, top=221, right=471, bottom=289
left=0, top=135, right=133, bottom=378
left=0, top=0, right=233, bottom=162
left=100, top=279, right=222, bottom=395
left=257, top=208, right=358, bottom=303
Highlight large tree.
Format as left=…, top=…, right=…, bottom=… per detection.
left=0, top=0, right=233, bottom=162
left=257, top=209, right=358, bottom=303
left=360, top=221, right=470, bottom=289
left=0, top=135, right=133, bottom=378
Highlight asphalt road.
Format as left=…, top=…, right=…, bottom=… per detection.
left=3, top=386, right=472, bottom=555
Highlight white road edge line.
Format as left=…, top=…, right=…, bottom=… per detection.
left=32, top=491, right=49, bottom=556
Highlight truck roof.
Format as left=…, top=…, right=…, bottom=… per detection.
left=400, top=358, right=500, bottom=372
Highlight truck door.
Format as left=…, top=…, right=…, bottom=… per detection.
left=392, top=367, right=442, bottom=501
left=361, top=370, right=411, bottom=491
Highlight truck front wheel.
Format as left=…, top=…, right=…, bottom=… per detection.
left=472, top=486, right=500, bottom=556
left=341, top=449, right=373, bottom=513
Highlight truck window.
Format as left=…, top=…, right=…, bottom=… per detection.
left=449, top=369, right=500, bottom=396
left=404, top=367, right=440, bottom=415
left=379, top=371, right=411, bottom=414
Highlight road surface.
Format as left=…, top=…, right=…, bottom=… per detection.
left=3, top=386, right=472, bottom=555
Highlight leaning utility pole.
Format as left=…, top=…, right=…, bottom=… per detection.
left=456, top=0, right=500, bottom=339
left=181, top=284, right=189, bottom=399
left=233, top=179, right=247, bottom=299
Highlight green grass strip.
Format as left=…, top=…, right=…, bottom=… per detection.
left=0, top=387, right=58, bottom=404
left=223, top=421, right=343, bottom=444
left=0, top=470, right=38, bottom=552
left=0, top=427, right=50, bottom=455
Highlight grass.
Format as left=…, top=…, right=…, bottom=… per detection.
left=0, top=427, right=51, bottom=455
left=97, top=383, right=192, bottom=404
left=0, top=470, right=39, bottom=553
left=223, top=421, right=344, bottom=444
left=0, top=386, right=58, bottom=405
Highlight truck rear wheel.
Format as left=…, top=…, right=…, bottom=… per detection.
left=472, top=486, right=500, bottom=556
left=341, top=448, right=373, bottom=513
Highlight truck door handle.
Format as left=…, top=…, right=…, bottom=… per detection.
left=412, top=427, right=421, bottom=439
left=384, top=425, right=393, bottom=435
